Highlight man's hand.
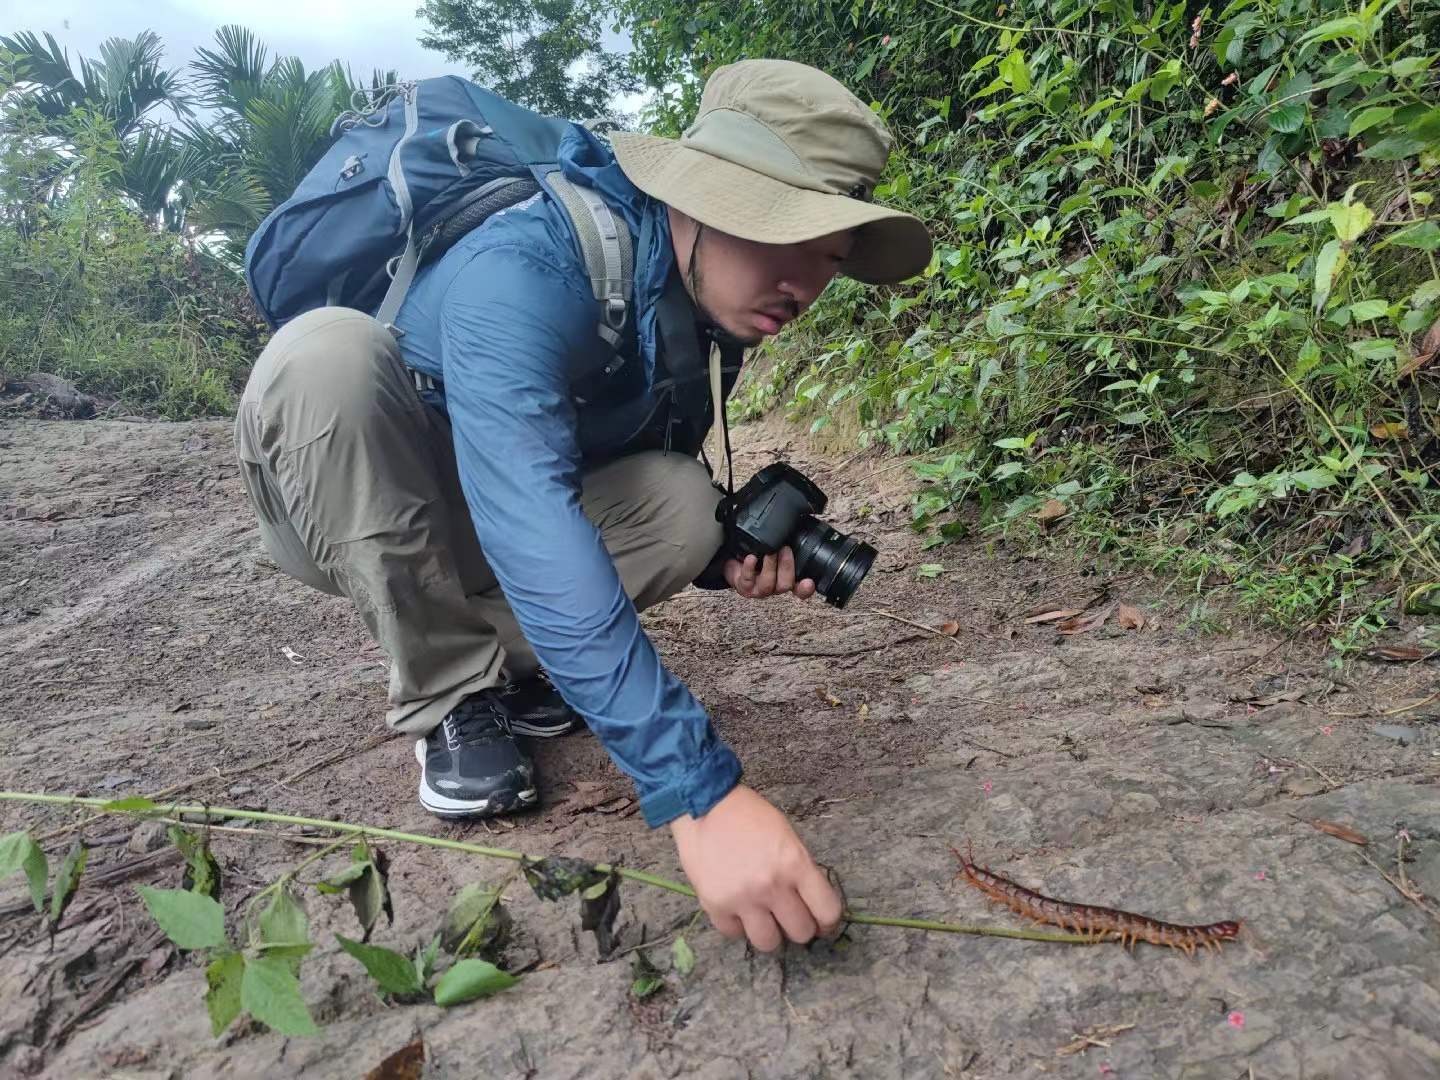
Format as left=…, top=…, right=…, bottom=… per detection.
left=724, top=547, right=817, bottom=600
left=669, top=785, right=843, bottom=952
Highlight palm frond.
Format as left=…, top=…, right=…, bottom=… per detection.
left=191, top=25, right=268, bottom=114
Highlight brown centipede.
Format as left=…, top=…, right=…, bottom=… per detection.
left=951, top=845, right=1242, bottom=957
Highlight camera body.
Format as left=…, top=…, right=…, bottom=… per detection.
left=717, top=462, right=877, bottom=609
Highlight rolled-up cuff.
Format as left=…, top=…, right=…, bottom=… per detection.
left=638, top=739, right=744, bottom=828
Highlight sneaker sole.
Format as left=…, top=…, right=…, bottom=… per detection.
left=508, top=717, right=583, bottom=739
left=414, top=739, right=538, bottom=818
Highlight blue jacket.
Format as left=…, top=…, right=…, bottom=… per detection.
left=393, top=127, right=742, bottom=827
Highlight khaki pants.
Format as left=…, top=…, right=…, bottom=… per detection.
left=234, top=308, right=723, bottom=734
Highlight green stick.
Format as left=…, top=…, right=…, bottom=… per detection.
left=0, top=790, right=1093, bottom=945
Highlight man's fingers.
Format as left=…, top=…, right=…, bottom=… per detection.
left=776, top=547, right=797, bottom=594
left=771, top=888, right=819, bottom=944
left=739, top=908, right=784, bottom=953
left=795, top=578, right=817, bottom=600
left=756, top=553, right=779, bottom=596
left=710, top=909, right=746, bottom=941
left=796, top=865, right=845, bottom=936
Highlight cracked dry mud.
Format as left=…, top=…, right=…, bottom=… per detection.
left=1, top=414, right=1437, bottom=1079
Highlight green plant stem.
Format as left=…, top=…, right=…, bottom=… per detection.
left=0, top=790, right=1093, bottom=946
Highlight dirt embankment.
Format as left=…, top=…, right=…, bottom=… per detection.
left=1, top=415, right=1437, bottom=1079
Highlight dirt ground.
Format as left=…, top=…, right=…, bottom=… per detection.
left=1, top=412, right=1438, bottom=1079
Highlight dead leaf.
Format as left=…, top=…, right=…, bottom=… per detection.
left=364, top=1037, right=425, bottom=1080
left=1369, top=421, right=1409, bottom=440
left=555, top=780, right=626, bottom=816
left=1115, top=603, right=1145, bottom=631
left=1058, top=603, right=1115, bottom=635
left=1036, top=499, right=1068, bottom=528
left=817, top=688, right=842, bottom=707
left=1024, top=608, right=1083, bottom=625
left=1364, top=645, right=1429, bottom=662
left=1398, top=317, right=1440, bottom=379
left=937, top=620, right=961, bottom=636
left=1250, top=688, right=1307, bottom=707
left=859, top=703, right=870, bottom=720
left=1309, top=819, right=1368, bottom=846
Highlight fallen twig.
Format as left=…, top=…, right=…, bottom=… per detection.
left=279, top=731, right=397, bottom=786
left=47, top=928, right=167, bottom=1047
left=770, top=632, right=926, bottom=658
left=1, top=790, right=1095, bottom=947
left=1322, top=689, right=1440, bottom=720
left=1356, top=848, right=1440, bottom=928
left=859, top=609, right=964, bottom=649
left=1055, top=1022, right=1137, bottom=1057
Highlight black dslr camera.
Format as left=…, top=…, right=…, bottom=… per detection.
left=717, top=463, right=877, bottom=609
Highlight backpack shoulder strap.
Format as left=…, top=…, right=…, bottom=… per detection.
left=547, top=173, right=633, bottom=354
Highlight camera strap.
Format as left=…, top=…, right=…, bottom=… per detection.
left=708, top=340, right=737, bottom=500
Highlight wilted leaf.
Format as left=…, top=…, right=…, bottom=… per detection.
left=49, top=840, right=87, bottom=925
left=1024, top=608, right=1083, bottom=624
left=936, top=620, right=961, bottom=636
left=671, top=936, right=696, bottom=976
left=1310, top=819, right=1368, bottom=845
left=1036, top=499, right=1068, bottom=528
left=168, top=825, right=222, bottom=899
left=363, top=1037, right=426, bottom=1080
left=241, top=952, right=319, bottom=1035
left=205, top=951, right=245, bottom=1036
left=433, top=958, right=519, bottom=1006
left=258, top=887, right=309, bottom=948
left=0, top=831, right=48, bottom=913
left=336, top=934, right=422, bottom=996
left=442, top=883, right=511, bottom=958
left=522, top=855, right=606, bottom=902
left=1396, top=316, right=1440, bottom=380
left=1115, top=603, right=1146, bottom=631
left=1369, top=422, right=1409, bottom=440
left=1058, top=604, right=1116, bottom=635
left=351, top=851, right=392, bottom=940
left=137, top=885, right=227, bottom=951
left=579, top=870, right=622, bottom=958
left=817, top=688, right=843, bottom=707
left=630, top=950, right=665, bottom=999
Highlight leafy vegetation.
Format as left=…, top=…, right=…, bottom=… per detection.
left=617, top=0, right=1440, bottom=646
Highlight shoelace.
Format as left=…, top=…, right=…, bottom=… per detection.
left=442, top=696, right=513, bottom=751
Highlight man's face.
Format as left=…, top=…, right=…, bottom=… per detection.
left=671, top=210, right=854, bottom=347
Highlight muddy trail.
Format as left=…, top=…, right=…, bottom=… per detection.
left=1, top=414, right=1437, bottom=1079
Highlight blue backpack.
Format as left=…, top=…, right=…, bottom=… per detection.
left=243, top=76, right=631, bottom=350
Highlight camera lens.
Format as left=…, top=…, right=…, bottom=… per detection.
left=791, top=515, right=877, bottom=609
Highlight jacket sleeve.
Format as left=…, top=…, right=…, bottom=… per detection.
left=437, top=245, right=742, bottom=827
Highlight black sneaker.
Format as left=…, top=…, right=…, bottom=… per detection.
left=498, top=670, right=585, bottom=739
left=415, top=692, right=539, bottom=818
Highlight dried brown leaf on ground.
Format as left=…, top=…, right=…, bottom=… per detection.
left=1055, top=1022, right=1137, bottom=1057
left=1115, top=603, right=1145, bottom=630
left=817, top=688, right=842, bottom=707
left=1037, top=499, right=1068, bottom=529
left=1024, top=608, right=1083, bottom=625
left=1363, top=645, right=1430, bottom=662
left=1369, top=422, right=1409, bottom=440
left=363, top=1037, right=425, bottom=1080
left=937, top=620, right=961, bottom=636
left=1058, top=603, right=1116, bottom=635
left=1310, top=819, right=1369, bottom=846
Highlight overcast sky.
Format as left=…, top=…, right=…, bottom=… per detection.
left=1, top=1, right=640, bottom=112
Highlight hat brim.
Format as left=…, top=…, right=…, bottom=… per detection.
left=609, top=131, right=932, bottom=286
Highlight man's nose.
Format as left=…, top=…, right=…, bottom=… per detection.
left=778, top=259, right=836, bottom=309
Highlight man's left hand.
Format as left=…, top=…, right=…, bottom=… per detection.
left=724, top=547, right=816, bottom=600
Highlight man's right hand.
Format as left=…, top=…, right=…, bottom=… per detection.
left=669, top=784, right=843, bottom=952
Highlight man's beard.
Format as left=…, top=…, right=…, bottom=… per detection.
left=687, top=226, right=763, bottom=348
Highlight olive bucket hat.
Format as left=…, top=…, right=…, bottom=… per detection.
left=608, top=59, right=932, bottom=285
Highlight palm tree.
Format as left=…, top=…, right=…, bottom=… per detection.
left=182, top=26, right=401, bottom=255
left=0, top=30, right=195, bottom=221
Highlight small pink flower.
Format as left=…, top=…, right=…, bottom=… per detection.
left=982, top=781, right=993, bottom=795
left=881, top=34, right=891, bottom=45
left=911, top=696, right=921, bottom=704
left=1254, top=870, right=1266, bottom=881
left=1246, top=704, right=1257, bottom=715
left=1099, top=1064, right=1115, bottom=1076
left=1321, top=725, right=1334, bottom=735
left=1228, top=1011, right=1245, bottom=1029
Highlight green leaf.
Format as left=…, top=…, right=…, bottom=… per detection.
left=241, top=952, right=318, bottom=1036
left=1291, top=468, right=1337, bottom=490
left=49, top=841, right=87, bottom=925
left=1349, top=339, right=1397, bottom=360
left=258, top=888, right=308, bottom=948
left=915, top=563, right=945, bottom=579
left=521, top=855, right=607, bottom=902
left=415, top=933, right=441, bottom=986
left=1313, top=238, right=1346, bottom=312
left=0, top=832, right=48, bottom=913
left=137, top=886, right=227, bottom=950
left=348, top=854, right=391, bottom=940
left=1348, top=299, right=1389, bottom=321
left=1390, top=221, right=1440, bottom=252
left=336, top=934, right=422, bottom=996
left=1391, top=56, right=1433, bottom=79
left=579, top=871, right=622, bottom=957
left=671, top=936, right=695, bottom=976
left=1268, top=102, right=1305, bottom=134
left=1328, top=200, right=1374, bottom=243
left=1361, top=134, right=1425, bottom=161
left=443, top=883, right=510, bottom=957
left=433, top=959, right=519, bottom=1006
left=315, top=862, right=367, bottom=893
left=205, top=952, right=245, bottom=1036
left=1348, top=106, right=1394, bottom=138
left=101, top=797, right=158, bottom=812
left=630, top=950, right=665, bottom=999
